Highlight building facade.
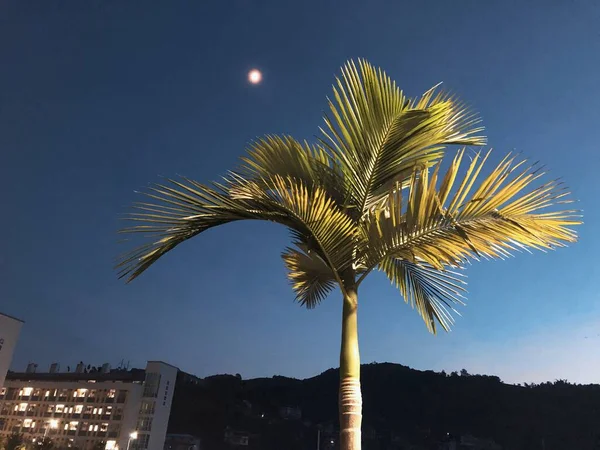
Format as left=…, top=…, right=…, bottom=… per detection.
left=0, top=361, right=177, bottom=450
left=0, top=312, right=24, bottom=389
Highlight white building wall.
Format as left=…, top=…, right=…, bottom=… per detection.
left=138, top=362, right=178, bottom=450
left=0, top=313, right=23, bottom=389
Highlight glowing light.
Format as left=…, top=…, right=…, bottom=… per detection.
left=129, top=432, right=138, bottom=439
left=248, top=69, right=262, bottom=84
left=49, top=419, right=59, bottom=428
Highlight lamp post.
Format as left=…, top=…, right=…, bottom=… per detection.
left=126, top=431, right=138, bottom=450
left=43, top=419, right=59, bottom=439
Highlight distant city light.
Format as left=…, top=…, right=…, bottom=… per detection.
left=248, top=69, right=262, bottom=84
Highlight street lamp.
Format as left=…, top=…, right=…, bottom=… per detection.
left=43, top=419, right=59, bottom=438
left=126, top=432, right=138, bottom=450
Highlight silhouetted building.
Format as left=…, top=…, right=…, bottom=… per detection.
left=439, top=433, right=502, bottom=450
left=278, top=405, right=301, bottom=420
left=163, top=433, right=200, bottom=450
left=224, top=427, right=249, bottom=446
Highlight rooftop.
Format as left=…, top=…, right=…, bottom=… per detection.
left=6, top=368, right=146, bottom=383
left=0, top=311, right=24, bottom=323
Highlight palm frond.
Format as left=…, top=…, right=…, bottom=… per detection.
left=282, top=246, right=337, bottom=308
left=319, top=59, right=486, bottom=220
left=379, top=258, right=466, bottom=333
left=117, top=174, right=357, bottom=283
left=236, top=135, right=348, bottom=205
left=360, top=149, right=581, bottom=275
left=228, top=174, right=357, bottom=272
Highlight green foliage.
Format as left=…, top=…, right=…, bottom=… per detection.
left=5, top=433, right=23, bottom=450
left=37, top=437, right=53, bottom=450
left=91, top=442, right=105, bottom=450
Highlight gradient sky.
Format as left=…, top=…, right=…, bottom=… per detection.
left=1, top=0, right=599, bottom=385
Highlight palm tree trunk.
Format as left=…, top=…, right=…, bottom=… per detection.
left=339, top=285, right=361, bottom=450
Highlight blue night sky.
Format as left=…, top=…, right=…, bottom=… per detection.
left=1, top=1, right=599, bottom=384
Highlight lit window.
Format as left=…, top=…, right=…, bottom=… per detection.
left=23, top=419, right=33, bottom=428
left=64, top=424, right=69, bottom=431
left=94, top=425, right=99, bottom=432
left=85, top=406, right=93, bottom=414
left=100, top=423, right=108, bottom=432
left=1, top=388, right=6, bottom=395
left=19, top=403, right=28, bottom=412
left=47, top=405, right=55, bottom=413
left=107, top=390, right=116, bottom=398
left=105, top=406, right=112, bottom=415
left=75, top=389, right=88, bottom=398
left=45, top=390, right=51, bottom=397
left=98, top=408, right=103, bottom=415
left=20, top=387, right=33, bottom=397
left=93, top=408, right=98, bottom=415
left=69, top=421, right=79, bottom=431
left=74, top=405, right=83, bottom=414
left=68, top=407, right=73, bottom=414
left=105, top=440, right=116, bottom=450
left=56, top=405, right=65, bottom=413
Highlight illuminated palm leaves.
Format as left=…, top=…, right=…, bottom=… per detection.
left=117, top=174, right=356, bottom=283
left=360, top=150, right=579, bottom=331
left=281, top=246, right=336, bottom=309
left=117, top=59, right=579, bottom=333
left=320, top=59, right=486, bottom=217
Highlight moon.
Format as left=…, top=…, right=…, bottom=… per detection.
left=248, top=69, right=262, bottom=85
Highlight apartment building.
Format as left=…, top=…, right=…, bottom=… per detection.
left=0, top=361, right=177, bottom=450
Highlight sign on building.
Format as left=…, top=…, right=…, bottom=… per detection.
left=0, top=312, right=24, bottom=388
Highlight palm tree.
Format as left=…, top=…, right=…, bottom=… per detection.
left=117, top=60, right=580, bottom=450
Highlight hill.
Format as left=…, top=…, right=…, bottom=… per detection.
left=167, top=363, right=600, bottom=450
